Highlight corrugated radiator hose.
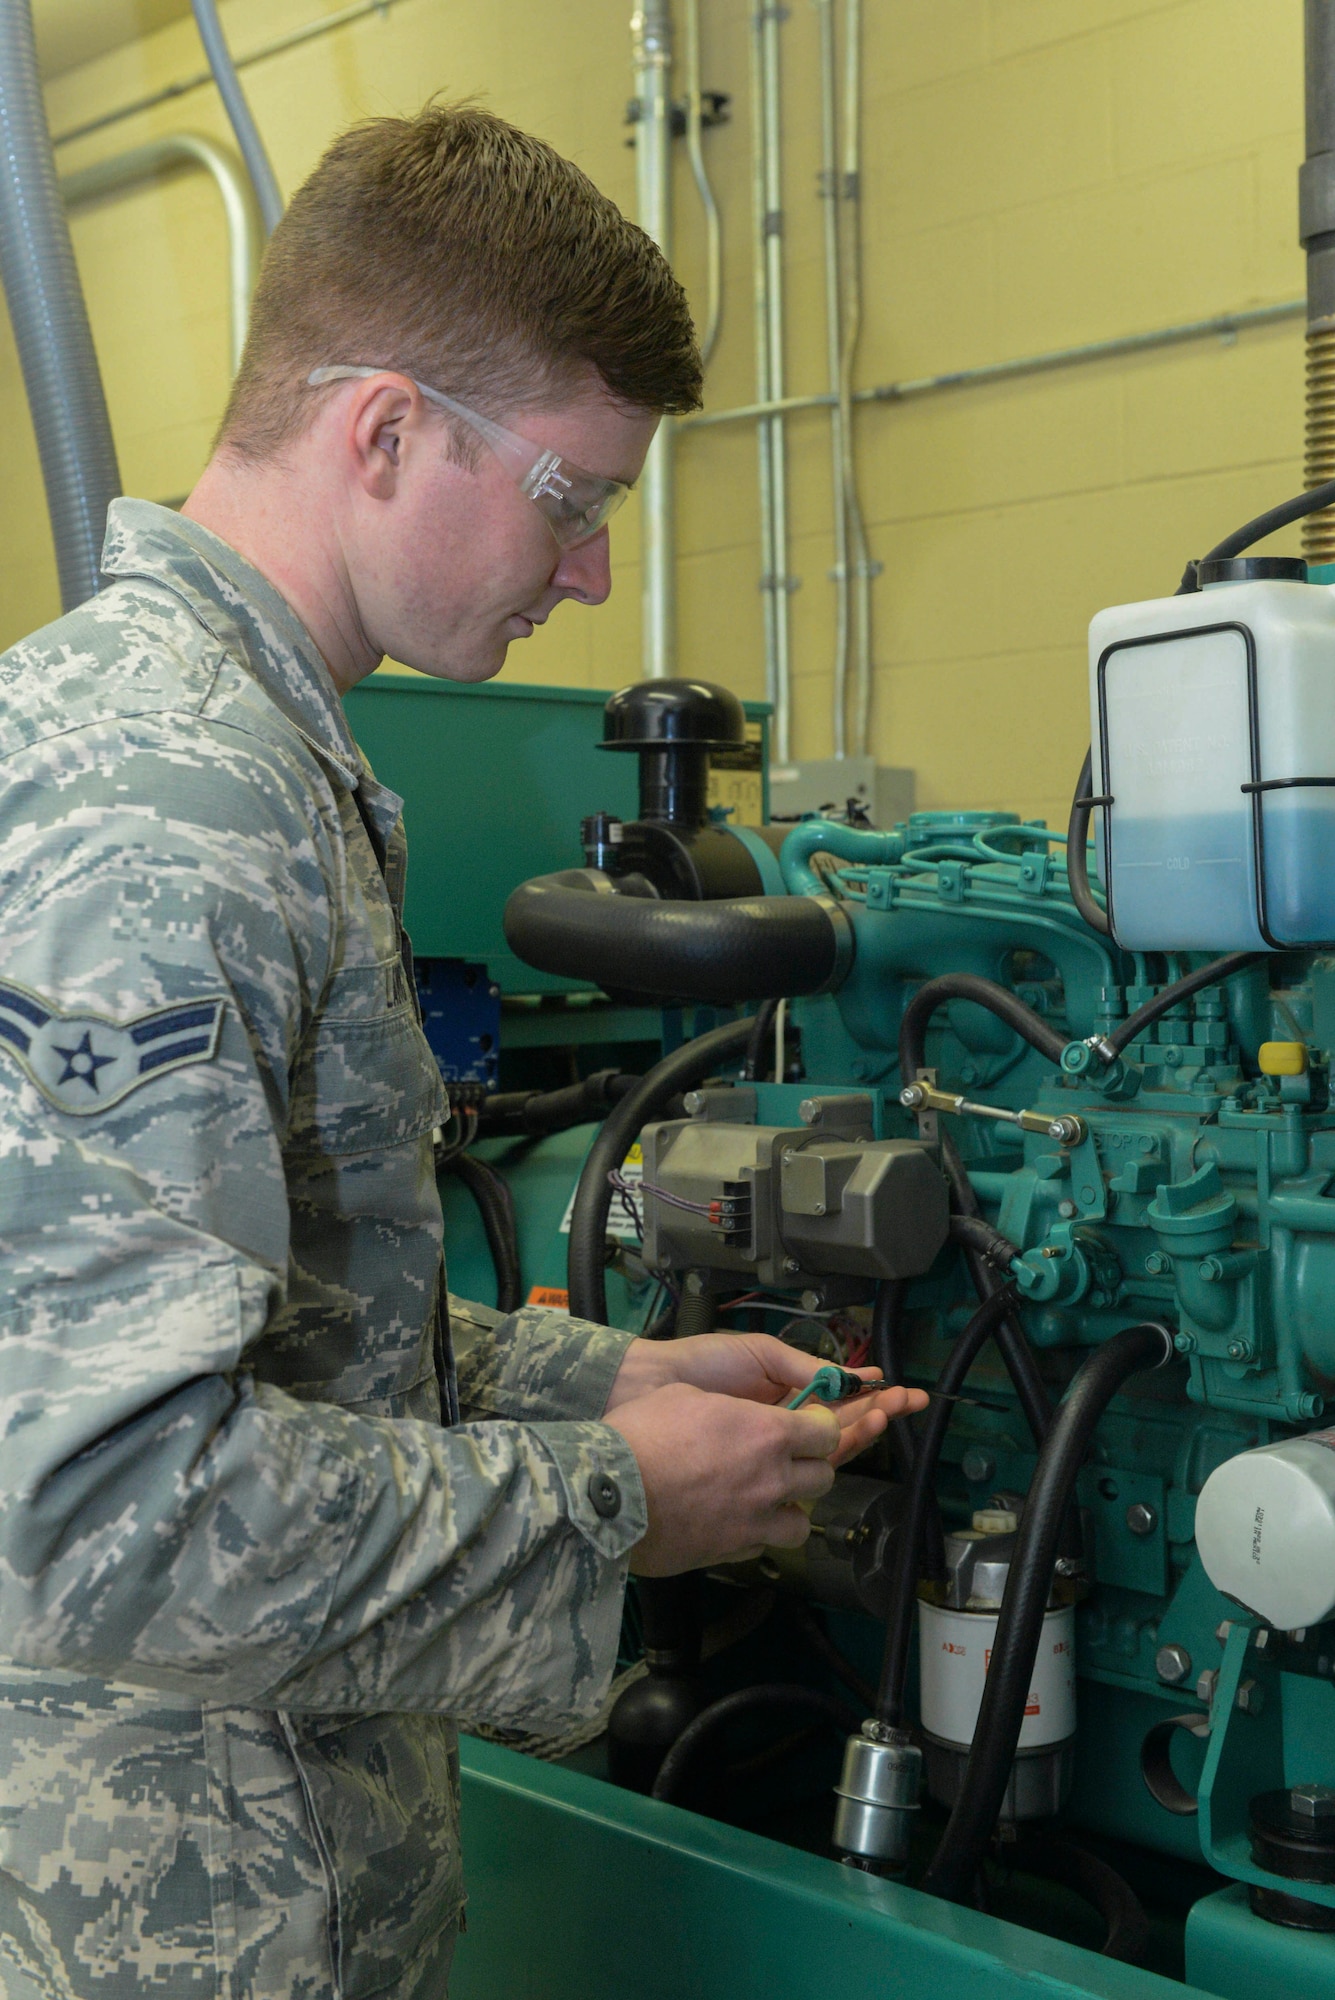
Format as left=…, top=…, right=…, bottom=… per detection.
left=0, top=0, right=120, bottom=610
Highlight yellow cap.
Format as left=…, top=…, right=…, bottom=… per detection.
left=1258, top=1041, right=1308, bottom=1077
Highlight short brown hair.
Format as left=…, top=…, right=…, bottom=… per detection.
left=218, top=103, right=702, bottom=458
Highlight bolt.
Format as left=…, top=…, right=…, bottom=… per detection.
left=1126, top=1502, right=1157, bottom=1537
left=1058, top=1200, right=1078, bottom=1219
left=813, top=1202, right=826, bottom=1215
left=1298, top=1393, right=1326, bottom=1420
left=1079, top=1186, right=1097, bottom=1204
left=1041, top=1245, right=1063, bottom=1259
left=1290, top=1785, right=1335, bottom=1821
left=899, top=1085, right=924, bottom=1110
left=1174, top=1331, right=1196, bottom=1353
left=1196, top=1669, right=1219, bottom=1707
left=1227, top=1340, right=1252, bottom=1361
left=961, top=1447, right=997, bottom=1486
left=800, top=1291, right=822, bottom=1313
left=782, top=1258, right=801, bottom=1276
left=1235, top=1678, right=1264, bottom=1716
left=1215, top=1620, right=1233, bottom=1646
left=1145, top=1251, right=1169, bottom=1275
left=782, top=1150, right=797, bottom=1166
left=1163, top=1046, right=1183, bottom=1068
left=1156, top=1643, right=1192, bottom=1685
left=683, top=1091, right=705, bottom=1115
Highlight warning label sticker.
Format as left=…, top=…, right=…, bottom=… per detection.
left=559, top=1143, right=643, bottom=1241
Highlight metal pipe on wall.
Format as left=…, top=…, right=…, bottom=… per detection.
left=753, top=1, right=793, bottom=762
left=840, top=0, right=875, bottom=757
left=816, top=0, right=850, bottom=759
left=678, top=298, right=1306, bottom=432
left=632, top=1, right=676, bottom=679
left=1302, top=0, right=1335, bottom=560
left=682, top=0, right=721, bottom=368
left=60, top=134, right=261, bottom=376
left=0, top=0, right=121, bottom=610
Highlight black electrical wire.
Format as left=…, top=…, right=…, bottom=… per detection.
left=871, top=1279, right=915, bottom=1479
left=874, top=1284, right=1021, bottom=1729
left=444, top=1152, right=523, bottom=1315
left=1104, top=952, right=1264, bottom=1057
left=650, top=1683, right=859, bottom=1805
left=941, top=1132, right=1054, bottom=1454
left=567, top=1015, right=758, bottom=1326
left=788, top=1600, right=878, bottom=1713
left=920, top=1321, right=1174, bottom=1905
left=743, top=997, right=780, bottom=1081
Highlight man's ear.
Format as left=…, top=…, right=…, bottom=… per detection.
left=346, top=379, right=419, bottom=499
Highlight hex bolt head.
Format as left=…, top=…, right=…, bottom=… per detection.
left=1145, top=1251, right=1169, bottom=1275
left=782, top=1257, right=801, bottom=1276
left=1215, top=1620, right=1233, bottom=1646
left=1227, top=1340, right=1252, bottom=1361
left=1058, top=1200, right=1078, bottom=1219
left=1126, top=1502, right=1157, bottom=1537
left=1155, top=1643, right=1192, bottom=1685
left=1235, top=1677, right=1264, bottom=1716
left=1290, top=1784, right=1335, bottom=1820
left=1196, top=1668, right=1219, bottom=1706
left=961, top=1447, right=997, bottom=1486
left=1174, top=1331, right=1196, bottom=1354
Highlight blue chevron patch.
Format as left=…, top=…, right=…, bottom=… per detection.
left=0, top=981, right=228, bottom=1114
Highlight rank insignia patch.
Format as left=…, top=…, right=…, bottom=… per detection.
left=0, top=981, right=228, bottom=1114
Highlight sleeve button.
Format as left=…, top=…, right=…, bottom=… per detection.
left=587, top=1470, right=622, bottom=1519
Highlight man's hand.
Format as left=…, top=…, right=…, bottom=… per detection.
left=604, top=1330, right=928, bottom=1469
left=604, top=1383, right=845, bottom=1575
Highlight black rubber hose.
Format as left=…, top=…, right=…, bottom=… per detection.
left=874, top=1285, right=1020, bottom=1728
left=1017, top=1835, right=1152, bottom=1964
left=650, top=1683, right=859, bottom=1804
left=1173, top=474, right=1335, bottom=593
left=445, top=1153, right=523, bottom=1314
left=478, top=1068, right=640, bottom=1138
left=948, top=1212, right=1019, bottom=1274
left=920, top=1321, right=1174, bottom=1905
left=1105, top=952, right=1265, bottom=1057
left=504, top=871, right=850, bottom=1005
left=1065, top=750, right=1112, bottom=937
left=743, top=997, right=781, bottom=1081
left=567, top=1016, right=758, bottom=1325
left=898, top=973, right=1069, bottom=1085
left=871, top=1279, right=915, bottom=1479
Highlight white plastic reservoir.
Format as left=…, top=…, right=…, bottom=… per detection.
left=1088, top=561, right=1335, bottom=951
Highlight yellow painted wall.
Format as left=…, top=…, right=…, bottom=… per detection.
left=2, top=0, right=1310, bottom=829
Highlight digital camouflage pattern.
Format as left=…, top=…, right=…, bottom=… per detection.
left=0, top=501, right=646, bottom=1999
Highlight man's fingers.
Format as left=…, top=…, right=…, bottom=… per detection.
left=787, top=1405, right=842, bottom=1458
left=760, top=1502, right=814, bottom=1550
left=785, top=1454, right=837, bottom=1505
left=830, top=1409, right=889, bottom=1466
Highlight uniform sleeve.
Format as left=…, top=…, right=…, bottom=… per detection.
left=0, top=715, right=643, bottom=1733
left=450, top=1293, right=638, bottom=1424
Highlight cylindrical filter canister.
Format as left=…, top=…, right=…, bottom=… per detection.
left=1196, top=1430, right=1335, bottom=1629
left=917, top=1600, right=1076, bottom=1751
left=916, top=1512, right=1078, bottom=1821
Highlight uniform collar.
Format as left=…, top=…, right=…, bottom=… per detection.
left=101, top=498, right=376, bottom=797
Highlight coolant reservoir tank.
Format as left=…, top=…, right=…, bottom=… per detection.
left=1089, top=557, right=1335, bottom=951
left=1196, top=1430, right=1335, bottom=1628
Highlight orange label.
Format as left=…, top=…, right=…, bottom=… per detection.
left=527, top=1286, right=570, bottom=1309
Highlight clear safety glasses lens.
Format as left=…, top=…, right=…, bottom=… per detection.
left=307, top=366, right=629, bottom=548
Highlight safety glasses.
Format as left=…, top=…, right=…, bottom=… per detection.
left=307, top=365, right=630, bottom=548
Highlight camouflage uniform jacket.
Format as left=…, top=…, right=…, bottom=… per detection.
left=0, top=499, right=646, bottom=2000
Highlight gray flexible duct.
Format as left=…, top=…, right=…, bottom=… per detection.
left=0, top=0, right=121, bottom=611
left=190, top=0, right=284, bottom=237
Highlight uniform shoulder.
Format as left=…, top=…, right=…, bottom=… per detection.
left=0, top=577, right=222, bottom=761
